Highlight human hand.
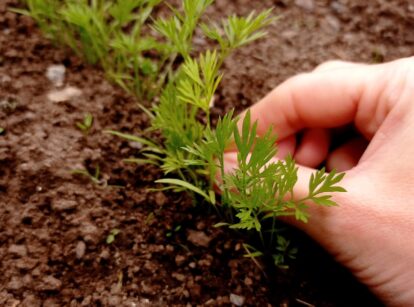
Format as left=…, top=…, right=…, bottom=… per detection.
left=223, top=57, right=414, bottom=306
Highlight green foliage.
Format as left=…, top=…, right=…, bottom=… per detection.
left=76, top=113, right=94, bottom=134
left=106, top=228, right=120, bottom=244
left=21, top=0, right=345, bottom=265
left=17, top=0, right=168, bottom=99
left=202, top=9, right=275, bottom=56
left=273, top=236, right=297, bottom=269
left=153, top=0, right=213, bottom=58
left=71, top=166, right=105, bottom=187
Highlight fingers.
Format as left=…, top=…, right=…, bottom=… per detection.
left=294, top=128, right=330, bottom=168
left=275, top=135, right=296, bottom=159
left=245, top=59, right=397, bottom=140
left=313, top=60, right=366, bottom=73
left=327, top=138, right=368, bottom=172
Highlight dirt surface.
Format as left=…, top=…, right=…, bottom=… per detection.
left=0, top=0, right=413, bottom=306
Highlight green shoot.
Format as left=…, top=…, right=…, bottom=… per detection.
left=242, top=243, right=265, bottom=273
left=71, top=166, right=105, bottom=187
left=166, top=225, right=182, bottom=238
left=106, top=228, right=120, bottom=244
left=76, top=113, right=94, bottom=134
left=17, top=0, right=169, bottom=100
left=22, top=0, right=345, bottom=266
left=153, top=0, right=213, bottom=58
left=273, top=236, right=297, bottom=269
left=202, top=9, right=275, bottom=57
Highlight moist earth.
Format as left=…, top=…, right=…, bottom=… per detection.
left=1, top=0, right=413, bottom=306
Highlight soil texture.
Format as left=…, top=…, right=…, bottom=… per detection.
left=1, top=0, right=413, bottom=306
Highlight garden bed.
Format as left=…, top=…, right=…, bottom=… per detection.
left=1, top=0, right=413, bottom=306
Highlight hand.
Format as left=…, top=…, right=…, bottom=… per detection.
left=224, top=57, right=414, bottom=306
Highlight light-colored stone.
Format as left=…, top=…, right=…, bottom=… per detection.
left=46, top=65, right=66, bottom=87
left=75, top=241, right=86, bottom=259
left=187, top=230, right=212, bottom=247
left=48, top=86, right=82, bottom=102
left=229, top=293, right=245, bottom=306
left=8, top=244, right=27, bottom=257
left=53, top=199, right=77, bottom=211
left=295, top=0, right=314, bottom=11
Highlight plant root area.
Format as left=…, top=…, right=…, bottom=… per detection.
left=1, top=0, right=413, bottom=306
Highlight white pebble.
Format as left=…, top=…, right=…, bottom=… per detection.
left=46, top=65, right=66, bottom=87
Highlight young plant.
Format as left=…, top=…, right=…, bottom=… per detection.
left=76, top=113, right=94, bottom=134
left=103, top=1, right=344, bottom=260
left=22, top=0, right=345, bottom=264
left=106, top=228, right=121, bottom=244
left=16, top=0, right=169, bottom=100
left=71, top=166, right=105, bottom=187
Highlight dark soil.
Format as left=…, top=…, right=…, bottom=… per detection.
left=1, top=0, right=413, bottom=306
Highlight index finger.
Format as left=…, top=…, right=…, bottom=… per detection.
left=247, top=61, right=391, bottom=140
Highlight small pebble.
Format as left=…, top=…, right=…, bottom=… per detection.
left=154, top=191, right=167, bottom=206
left=46, top=65, right=66, bottom=87
left=75, top=241, right=86, bottom=259
left=295, top=0, right=315, bottom=11
left=187, top=230, right=212, bottom=247
left=172, top=272, right=186, bottom=282
left=8, top=244, right=27, bottom=257
left=53, top=199, right=77, bottom=212
left=7, top=276, right=23, bottom=290
left=48, top=86, right=82, bottom=103
left=175, top=254, right=186, bottom=266
left=230, top=293, right=245, bottom=306
left=39, top=275, right=62, bottom=291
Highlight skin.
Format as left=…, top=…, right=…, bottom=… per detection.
left=223, top=57, right=414, bottom=306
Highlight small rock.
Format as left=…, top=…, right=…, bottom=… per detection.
left=53, top=199, right=77, bottom=212
left=188, top=262, right=196, bottom=269
left=46, top=65, right=66, bottom=87
left=15, top=258, right=38, bottom=270
left=21, top=294, right=41, bottom=307
left=7, top=276, right=24, bottom=290
left=196, top=220, right=206, bottom=230
left=295, top=0, right=314, bottom=11
left=75, top=241, right=86, bottom=259
left=172, top=272, right=186, bottom=282
left=42, top=298, right=60, bottom=307
left=330, top=1, right=349, bottom=15
left=7, top=299, right=20, bottom=307
left=108, top=295, right=121, bottom=306
left=0, top=74, right=11, bottom=85
left=39, top=275, right=62, bottom=291
left=154, top=191, right=167, bottom=206
left=182, top=289, right=190, bottom=298
left=323, top=15, right=341, bottom=32
left=81, top=296, right=92, bottom=306
left=80, top=221, right=100, bottom=244
left=99, top=249, right=110, bottom=260
left=8, top=244, right=27, bottom=257
left=187, top=230, right=212, bottom=247
left=22, top=274, right=33, bottom=286
left=230, top=293, right=245, bottom=306
left=175, top=254, right=186, bottom=266
left=128, top=141, right=143, bottom=150
left=198, top=258, right=212, bottom=267
left=48, top=86, right=82, bottom=102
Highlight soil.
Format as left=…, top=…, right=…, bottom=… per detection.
left=1, top=0, right=413, bottom=306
